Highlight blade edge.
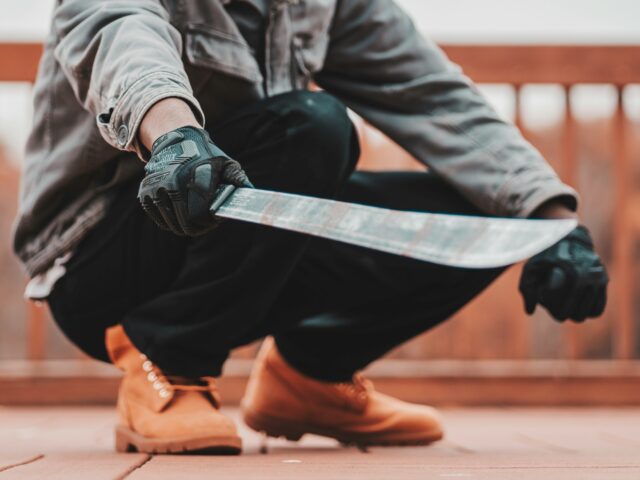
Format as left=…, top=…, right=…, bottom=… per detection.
left=214, top=188, right=577, bottom=269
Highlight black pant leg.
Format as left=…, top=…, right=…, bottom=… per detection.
left=47, top=182, right=186, bottom=363
left=269, top=171, right=506, bottom=381
left=48, top=91, right=501, bottom=382
left=49, top=90, right=360, bottom=376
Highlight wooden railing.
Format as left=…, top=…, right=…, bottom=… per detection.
left=442, top=45, right=637, bottom=361
left=360, top=45, right=638, bottom=363
left=445, top=45, right=637, bottom=361
left=0, top=43, right=638, bottom=405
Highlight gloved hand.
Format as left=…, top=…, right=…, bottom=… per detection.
left=519, top=225, right=608, bottom=322
left=138, top=126, right=252, bottom=236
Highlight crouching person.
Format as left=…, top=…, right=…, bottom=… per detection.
left=14, top=0, right=607, bottom=454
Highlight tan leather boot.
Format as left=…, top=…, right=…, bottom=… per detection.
left=241, top=338, right=444, bottom=446
left=106, top=325, right=242, bottom=454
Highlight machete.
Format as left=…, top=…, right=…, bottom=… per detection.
left=210, top=185, right=576, bottom=269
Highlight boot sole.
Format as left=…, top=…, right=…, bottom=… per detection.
left=115, top=425, right=242, bottom=454
left=243, top=409, right=443, bottom=447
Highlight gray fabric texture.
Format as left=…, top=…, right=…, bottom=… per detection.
left=13, top=0, right=577, bottom=276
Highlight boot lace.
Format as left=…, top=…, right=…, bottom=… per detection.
left=139, top=354, right=221, bottom=405
left=336, top=372, right=373, bottom=404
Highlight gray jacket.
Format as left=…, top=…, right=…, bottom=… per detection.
left=14, top=0, right=577, bottom=276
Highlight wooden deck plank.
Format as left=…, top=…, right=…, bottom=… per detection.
left=130, top=453, right=640, bottom=480
left=1, top=453, right=150, bottom=480
left=0, top=407, right=638, bottom=479
left=0, top=407, right=114, bottom=455
left=0, top=407, right=149, bottom=479
left=443, top=408, right=640, bottom=456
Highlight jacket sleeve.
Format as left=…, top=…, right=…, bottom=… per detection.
left=52, top=0, right=204, bottom=159
left=316, top=0, right=578, bottom=218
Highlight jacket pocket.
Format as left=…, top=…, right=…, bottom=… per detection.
left=288, top=0, right=334, bottom=86
left=292, top=33, right=329, bottom=75
left=185, top=23, right=263, bottom=84
left=291, top=33, right=329, bottom=89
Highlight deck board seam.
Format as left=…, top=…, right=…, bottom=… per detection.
left=115, top=454, right=153, bottom=480
left=0, top=453, right=44, bottom=473
left=514, top=433, right=579, bottom=454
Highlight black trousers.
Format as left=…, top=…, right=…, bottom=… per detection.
left=48, top=91, right=504, bottom=381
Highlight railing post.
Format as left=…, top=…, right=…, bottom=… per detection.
left=27, top=301, right=46, bottom=360
left=514, top=84, right=524, bottom=133
left=612, top=85, right=634, bottom=359
left=562, top=85, right=582, bottom=359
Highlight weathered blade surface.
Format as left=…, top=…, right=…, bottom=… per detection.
left=211, top=187, right=576, bottom=269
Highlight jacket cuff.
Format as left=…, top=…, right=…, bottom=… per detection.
left=519, top=187, right=579, bottom=218
left=95, top=71, right=205, bottom=161
left=498, top=179, right=579, bottom=219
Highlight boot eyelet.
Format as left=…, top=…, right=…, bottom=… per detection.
left=159, top=389, right=170, bottom=398
left=153, top=381, right=164, bottom=390
left=139, top=353, right=147, bottom=360
left=147, top=372, right=157, bottom=382
left=142, top=360, right=153, bottom=372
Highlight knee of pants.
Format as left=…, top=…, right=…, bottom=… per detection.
left=267, top=91, right=360, bottom=196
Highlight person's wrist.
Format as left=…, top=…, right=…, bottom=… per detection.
left=530, top=199, right=578, bottom=221
left=139, top=98, right=201, bottom=151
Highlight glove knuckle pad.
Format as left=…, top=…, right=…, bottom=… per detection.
left=139, top=126, right=252, bottom=236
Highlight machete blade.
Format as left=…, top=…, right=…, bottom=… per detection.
left=210, top=186, right=576, bottom=269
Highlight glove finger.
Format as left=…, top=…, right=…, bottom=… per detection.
left=524, top=298, right=537, bottom=315
left=519, top=261, right=543, bottom=289
left=522, top=290, right=537, bottom=315
left=186, top=162, right=218, bottom=228
left=173, top=196, right=215, bottom=236
left=538, top=266, right=578, bottom=322
left=539, top=267, right=571, bottom=321
left=140, top=194, right=170, bottom=232
left=519, top=263, right=546, bottom=315
left=591, top=285, right=607, bottom=317
left=547, top=267, right=567, bottom=290
left=154, top=190, right=184, bottom=236
left=549, top=299, right=573, bottom=322
left=571, top=287, right=595, bottom=323
left=222, top=160, right=253, bottom=188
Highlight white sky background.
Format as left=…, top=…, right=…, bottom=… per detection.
left=1, top=0, right=639, bottom=164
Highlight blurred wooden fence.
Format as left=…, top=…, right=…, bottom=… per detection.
left=1, top=43, right=639, bottom=405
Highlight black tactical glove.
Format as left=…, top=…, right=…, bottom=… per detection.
left=519, top=225, right=608, bottom=322
left=138, top=126, right=252, bottom=236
